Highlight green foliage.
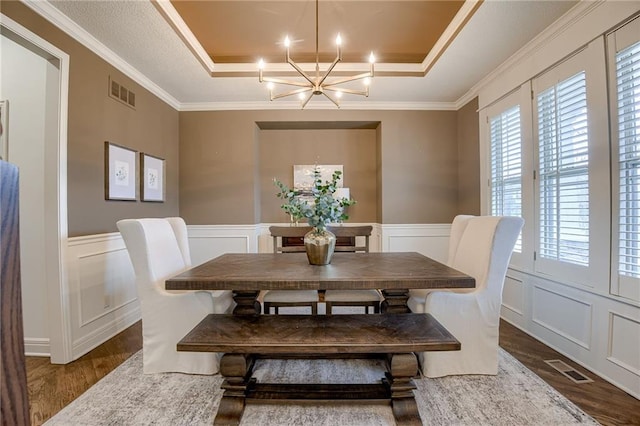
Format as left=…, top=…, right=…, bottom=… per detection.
left=274, top=167, right=355, bottom=232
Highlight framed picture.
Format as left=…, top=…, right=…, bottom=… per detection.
left=0, top=100, right=8, bottom=161
left=104, top=142, right=137, bottom=201
left=294, top=164, right=343, bottom=193
left=140, top=153, right=165, bottom=202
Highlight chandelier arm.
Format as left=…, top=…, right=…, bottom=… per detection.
left=260, top=76, right=312, bottom=88
left=322, top=91, right=340, bottom=108
left=271, top=87, right=312, bottom=101
left=287, top=58, right=316, bottom=86
left=317, top=56, right=342, bottom=88
left=324, top=87, right=370, bottom=97
left=322, top=71, right=374, bottom=87
left=302, top=92, right=315, bottom=109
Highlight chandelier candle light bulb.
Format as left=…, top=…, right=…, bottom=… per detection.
left=257, top=0, right=375, bottom=108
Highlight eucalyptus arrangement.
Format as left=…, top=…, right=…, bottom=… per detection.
left=274, top=167, right=355, bottom=264
left=274, top=167, right=355, bottom=232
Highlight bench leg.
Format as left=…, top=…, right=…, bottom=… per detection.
left=386, top=353, right=421, bottom=426
left=215, top=354, right=254, bottom=425
left=381, top=289, right=411, bottom=313
left=232, top=291, right=261, bottom=315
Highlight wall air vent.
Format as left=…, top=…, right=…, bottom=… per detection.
left=108, top=76, right=136, bottom=109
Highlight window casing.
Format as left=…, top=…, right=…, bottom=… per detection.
left=609, top=17, right=640, bottom=302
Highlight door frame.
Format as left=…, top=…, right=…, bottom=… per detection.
left=1, top=14, right=72, bottom=363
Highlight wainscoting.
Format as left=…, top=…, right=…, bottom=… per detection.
left=62, top=233, right=140, bottom=360
left=502, top=268, right=640, bottom=399
left=41, top=222, right=639, bottom=400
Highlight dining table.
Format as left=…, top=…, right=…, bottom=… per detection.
left=166, top=251, right=475, bottom=315
left=165, top=251, right=475, bottom=425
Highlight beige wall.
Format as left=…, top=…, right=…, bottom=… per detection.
left=2, top=1, right=180, bottom=236
left=258, top=128, right=378, bottom=223
left=456, top=98, right=481, bottom=215
left=179, top=109, right=461, bottom=224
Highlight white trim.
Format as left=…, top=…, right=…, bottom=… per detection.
left=71, top=304, right=141, bottom=360
left=178, top=101, right=458, bottom=112
left=24, top=338, right=50, bottom=357
left=20, top=0, right=181, bottom=110
left=1, top=13, right=73, bottom=363
left=532, top=285, right=593, bottom=350
left=607, top=311, right=640, bottom=376
left=460, top=0, right=606, bottom=109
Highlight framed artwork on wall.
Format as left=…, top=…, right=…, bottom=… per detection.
left=140, top=153, right=165, bottom=202
left=104, top=141, right=137, bottom=201
left=0, top=100, right=8, bottom=161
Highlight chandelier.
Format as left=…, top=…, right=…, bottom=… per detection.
left=258, top=0, right=375, bottom=108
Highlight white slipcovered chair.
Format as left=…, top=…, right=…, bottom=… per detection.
left=408, top=215, right=524, bottom=377
left=117, top=217, right=234, bottom=374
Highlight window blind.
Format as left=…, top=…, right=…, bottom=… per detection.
left=616, top=40, right=640, bottom=279
left=490, top=105, right=522, bottom=252
left=537, top=71, right=589, bottom=266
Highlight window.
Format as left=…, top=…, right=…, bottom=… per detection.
left=616, top=40, right=640, bottom=280
left=490, top=105, right=522, bottom=252
left=609, top=16, right=640, bottom=301
left=537, top=71, right=589, bottom=266
left=532, top=38, right=609, bottom=287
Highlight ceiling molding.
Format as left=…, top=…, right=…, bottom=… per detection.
left=179, top=101, right=458, bottom=112
left=154, top=0, right=481, bottom=79
left=21, top=0, right=181, bottom=110
left=151, top=0, right=215, bottom=75
left=454, top=0, right=605, bottom=108
left=420, top=0, right=484, bottom=77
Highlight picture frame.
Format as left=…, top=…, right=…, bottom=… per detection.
left=0, top=100, right=8, bottom=161
left=140, top=153, right=165, bottom=202
left=104, top=142, right=137, bottom=201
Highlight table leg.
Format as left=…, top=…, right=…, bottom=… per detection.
left=386, top=353, right=421, bottom=426
left=215, top=354, right=254, bottom=425
left=381, top=289, right=411, bottom=313
left=232, top=290, right=261, bottom=315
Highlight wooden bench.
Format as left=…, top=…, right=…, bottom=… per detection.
left=178, top=313, right=460, bottom=425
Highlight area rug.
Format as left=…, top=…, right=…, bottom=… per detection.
left=45, top=349, right=598, bottom=425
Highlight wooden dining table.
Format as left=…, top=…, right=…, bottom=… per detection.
left=165, top=252, right=475, bottom=425
left=166, top=251, right=475, bottom=315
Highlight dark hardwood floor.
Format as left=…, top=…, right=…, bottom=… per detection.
left=26, top=319, right=639, bottom=426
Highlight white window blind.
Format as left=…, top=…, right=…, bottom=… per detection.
left=616, top=40, right=640, bottom=279
left=537, top=71, right=589, bottom=266
left=490, top=105, right=522, bottom=252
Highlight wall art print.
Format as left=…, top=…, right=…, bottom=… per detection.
left=140, top=153, right=165, bottom=202
left=105, top=141, right=137, bottom=201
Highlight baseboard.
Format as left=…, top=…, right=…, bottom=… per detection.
left=24, top=338, right=50, bottom=357
left=71, top=305, right=141, bottom=361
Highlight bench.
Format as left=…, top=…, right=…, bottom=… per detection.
left=178, top=313, right=461, bottom=425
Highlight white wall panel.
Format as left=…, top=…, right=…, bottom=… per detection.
left=67, top=233, right=140, bottom=360
left=608, top=312, right=640, bottom=376
left=381, top=224, right=450, bottom=264
left=502, top=275, right=524, bottom=317
left=532, top=286, right=592, bottom=349
left=187, top=225, right=259, bottom=265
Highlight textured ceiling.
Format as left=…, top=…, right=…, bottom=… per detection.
left=47, top=0, right=578, bottom=109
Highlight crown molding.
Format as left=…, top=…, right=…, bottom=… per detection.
left=179, top=100, right=458, bottom=112
left=21, top=0, right=181, bottom=110
left=454, top=0, right=606, bottom=108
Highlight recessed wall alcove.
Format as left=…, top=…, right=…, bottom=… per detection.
left=256, top=121, right=381, bottom=224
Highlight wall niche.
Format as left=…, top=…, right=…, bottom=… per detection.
left=257, top=121, right=380, bottom=224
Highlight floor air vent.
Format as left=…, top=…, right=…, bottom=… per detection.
left=544, top=359, right=593, bottom=384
